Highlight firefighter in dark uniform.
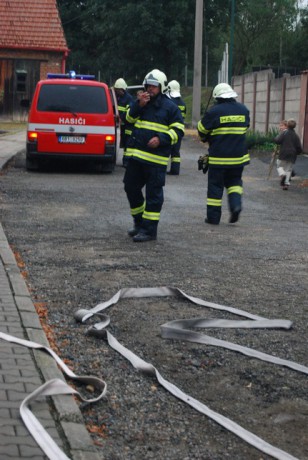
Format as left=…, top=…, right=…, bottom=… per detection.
left=166, top=80, right=186, bottom=175
left=198, top=83, right=250, bottom=225
left=113, top=78, right=134, bottom=167
left=124, top=69, right=185, bottom=242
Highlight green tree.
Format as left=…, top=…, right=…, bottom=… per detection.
left=282, top=6, right=308, bottom=72
left=57, top=0, right=308, bottom=87
left=58, top=0, right=195, bottom=85
left=232, top=0, right=302, bottom=74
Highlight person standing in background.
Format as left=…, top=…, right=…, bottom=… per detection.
left=166, top=80, right=186, bottom=175
left=113, top=78, right=134, bottom=167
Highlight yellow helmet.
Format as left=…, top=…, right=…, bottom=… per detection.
left=213, top=83, right=237, bottom=99
left=114, top=78, right=127, bottom=90
left=143, top=69, right=168, bottom=93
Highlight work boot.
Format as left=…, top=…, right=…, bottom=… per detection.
left=229, top=207, right=241, bottom=224
left=133, top=231, right=157, bottom=242
left=280, top=175, right=286, bottom=186
left=205, top=218, right=219, bottom=225
left=127, top=217, right=142, bottom=237
left=127, top=226, right=141, bottom=237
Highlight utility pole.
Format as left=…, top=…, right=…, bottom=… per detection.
left=205, top=45, right=208, bottom=88
left=229, top=0, right=235, bottom=84
left=192, top=0, right=203, bottom=128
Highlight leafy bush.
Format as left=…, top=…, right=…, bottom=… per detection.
left=246, top=128, right=279, bottom=151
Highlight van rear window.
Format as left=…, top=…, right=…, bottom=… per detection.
left=37, top=84, right=108, bottom=114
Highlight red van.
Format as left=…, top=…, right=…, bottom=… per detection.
left=26, top=72, right=120, bottom=172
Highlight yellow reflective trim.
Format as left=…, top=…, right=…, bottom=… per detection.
left=125, top=129, right=132, bottom=135
left=126, top=148, right=169, bottom=166
left=170, top=121, right=185, bottom=133
left=220, top=115, right=246, bottom=123
left=207, top=198, right=222, bottom=206
left=212, top=127, right=248, bottom=135
left=131, top=202, right=145, bottom=216
left=171, top=157, right=181, bottom=163
left=227, top=186, right=243, bottom=195
left=168, top=129, right=178, bottom=145
left=135, top=120, right=169, bottom=133
left=179, top=105, right=186, bottom=118
left=143, top=210, right=160, bottom=221
left=209, top=153, right=250, bottom=165
left=126, top=109, right=139, bottom=124
left=197, top=120, right=209, bottom=134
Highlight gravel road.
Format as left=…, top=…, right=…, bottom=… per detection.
left=0, top=135, right=307, bottom=460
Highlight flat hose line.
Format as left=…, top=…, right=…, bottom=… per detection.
left=0, top=331, right=107, bottom=460
left=0, top=287, right=306, bottom=460
left=75, top=287, right=307, bottom=460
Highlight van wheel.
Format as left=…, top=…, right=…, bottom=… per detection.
left=26, top=157, right=39, bottom=171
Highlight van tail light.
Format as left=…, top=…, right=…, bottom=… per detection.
left=105, top=135, right=115, bottom=144
left=28, top=131, right=38, bottom=142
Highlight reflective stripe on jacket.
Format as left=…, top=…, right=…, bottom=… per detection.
left=117, top=91, right=134, bottom=124
left=198, top=99, right=250, bottom=168
left=169, top=95, right=186, bottom=120
left=126, top=93, right=184, bottom=167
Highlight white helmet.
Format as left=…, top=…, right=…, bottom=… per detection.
left=168, top=80, right=181, bottom=97
left=114, top=78, right=127, bottom=90
left=143, top=69, right=168, bottom=93
left=213, top=83, right=237, bottom=99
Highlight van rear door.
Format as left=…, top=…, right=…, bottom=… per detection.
left=109, top=87, right=121, bottom=163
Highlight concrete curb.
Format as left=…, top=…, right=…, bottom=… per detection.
left=0, top=130, right=26, bottom=170
left=0, top=223, right=103, bottom=459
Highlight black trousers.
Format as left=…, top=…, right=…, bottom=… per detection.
left=169, top=141, right=181, bottom=174
left=207, top=167, right=244, bottom=224
left=123, top=159, right=166, bottom=235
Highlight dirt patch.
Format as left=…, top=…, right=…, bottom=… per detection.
left=299, top=178, right=308, bottom=187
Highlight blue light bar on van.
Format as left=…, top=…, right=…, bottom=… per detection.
left=47, top=72, right=95, bottom=80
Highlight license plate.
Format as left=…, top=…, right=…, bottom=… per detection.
left=58, top=136, right=85, bottom=144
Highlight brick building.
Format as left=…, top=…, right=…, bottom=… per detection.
left=0, top=0, right=69, bottom=119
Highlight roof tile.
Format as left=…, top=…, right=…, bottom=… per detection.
left=0, top=0, right=68, bottom=51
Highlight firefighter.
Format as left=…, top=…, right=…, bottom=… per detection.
left=197, top=83, right=250, bottom=225
left=166, top=80, right=186, bottom=175
left=124, top=69, right=185, bottom=242
left=113, top=78, right=134, bottom=167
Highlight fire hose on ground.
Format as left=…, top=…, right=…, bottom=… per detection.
left=1, top=287, right=307, bottom=460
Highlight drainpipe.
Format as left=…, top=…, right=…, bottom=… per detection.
left=299, top=70, right=308, bottom=153
left=252, top=73, right=257, bottom=131
left=265, top=73, right=271, bottom=134
left=281, top=75, right=287, bottom=121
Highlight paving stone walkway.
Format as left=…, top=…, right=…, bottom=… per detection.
left=0, top=131, right=101, bottom=460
